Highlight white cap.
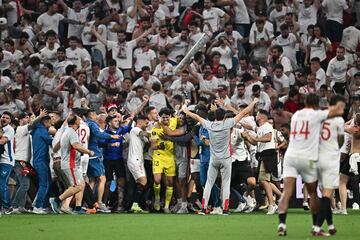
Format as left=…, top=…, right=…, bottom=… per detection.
left=0, top=17, right=7, bottom=25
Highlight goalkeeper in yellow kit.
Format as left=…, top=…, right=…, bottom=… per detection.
left=150, top=108, right=177, bottom=213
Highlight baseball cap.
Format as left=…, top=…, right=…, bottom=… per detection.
left=0, top=18, right=7, bottom=25
left=107, top=104, right=118, bottom=112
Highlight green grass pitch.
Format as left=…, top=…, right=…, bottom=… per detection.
left=0, top=209, right=359, bottom=240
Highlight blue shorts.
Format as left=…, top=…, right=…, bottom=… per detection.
left=87, top=158, right=105, bottom=178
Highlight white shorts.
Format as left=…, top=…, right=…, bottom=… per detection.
left=63, top=167, right=83, bottom=186
left=318, top=154, right=340, bottom=189
left=283, top=156, right=317, bottom=183
left=81, top=155, right=89, bottom=176
left=340, top=133, right=352, bottom=154
left=127, top=158, right=146, bottom=181
left=190, top=159, right=200, bottom=173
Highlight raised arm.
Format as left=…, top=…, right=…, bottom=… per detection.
left=234, top=98, right=259, bottom=123
left=182, top=106, right=206, bottom=125
left=91, top=26, right=107, bottom=46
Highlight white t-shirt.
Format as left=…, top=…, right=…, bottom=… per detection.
left=297, top=3, right=319, bottom=34
left=54, top=60, right=73, bottom=76
left=257, top=122, right=275, bottom=152
left=249, top=28, right=274, bottom=59
left=326, top=57, right=349, bottom=84
left=308, top=38, right=331, bottom=61
left=133, top=48, right=156, bottom=72
left=153, top=62, right=174, bottom=80
left=269, top=7, right=289, bottom=32
left=170, top=79, right=195, bottom=100
left=341, top=26, right=360, bottom=52
left=319, top=117, right=344, bottom=158
left=198, top=74, right=220, bottom=96
left=315, top=68, right=326, bottom=89
left=14, top=125, right=31, bottom=162
left=167, top=36, right=189, bottom=62
left=0, top=76, right=11, bottom=92
left=231, top=127, right=249, bottom=162
left=202, top=7, right=226, bottom=33
left=0, top=50, right=14, bottom=71
left=40, top=45, right=59, bottom=65
left=272, top=34, right=297, bottom=64
left=273, top=74, right=290, bottom=93
left=285, top=108, right=329, bottom=160
left=0, top=124, right=15, bottom=166
left=67, top=7, right=89, bottom=38
left=234, top=0, right=250, bottom=24
left=211, top=46, right=233, bottom=70
left=322, top=0, right=348, bottom=24
left=66, top=47, right=90, bottom=70
left=37, top=12, right=65, bottom=34
left=128, top=127, right=146, bottom=161
left=98, top=67, right=124, bottom=88
left=133, top=76, right=161, bottom=95
left=107, top=40, right=137, bottom=69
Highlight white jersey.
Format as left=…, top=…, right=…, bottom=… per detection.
left=231, top=127, right=249, bottom=162
left=14, top=125, right=31, bottom=161
left=128, top=127, right=146, bottom=161
left=285, top=108, right=329, bottom=160
left=257, top=122, right=275, bottom=152
left=0, top=124, right=15, bottom=166
left=76, top=122, right=90, bottom=149
left=319, top=117, right=344, bottom=157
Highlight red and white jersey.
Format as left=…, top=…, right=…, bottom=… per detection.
left=319, top=117, right=344, bottom=157
left=285, top=108, right=329, bottom=160
left=76, top=121, right=90, bottom=149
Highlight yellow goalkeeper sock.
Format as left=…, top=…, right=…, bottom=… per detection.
left=165, top=186, right=173, bottom=208
left=154, top=183, right=161, bottom=201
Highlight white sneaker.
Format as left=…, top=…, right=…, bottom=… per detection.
left=334, top=208, right=348, bottom=215
left=243, top=195, right=254, bottom=208
left=267, top=204, right=278, bottom=215
left=97, top=202, right=111, bottom=213
left=210, top=207, right=223, bottom=215
left=352, top=203, right=359, bottom=210
left=163, top=207, right=171, bottom=214
left=244, top=206, right=255, bottom=213
left=176, top=206, right=189, bottom=214
left=234, top=202, right=246, bottom=213
left=32, top=207, right=48, bottom=215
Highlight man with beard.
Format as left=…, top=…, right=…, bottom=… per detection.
left=326, top=46, right=350, bottom=95
left=8, top=110, right=47, bottom=214
left=97, top=59, right=124, bottom=90
left=193, top=64, right=220, bottom=99
left=127, top=115, right=150, bottom=213
left=166, top=29, right=190, bottom=65
left=230, top=83, right=251, bottom=108
left=102, top=115, right=132, bottom=212
left=272, top=24, right=300, bottom=65
left=150, top=25, right=172, bottom=56
left=299, top=73, right=318, bottom=95
left=53, top=47, right=73, bottom=77
left=50, top=114, right=94, bottom=214
left=31, top=114, right=53, bottom=214
left=0, top=112, right=15, bottom=214
left=91, top=26, right=153, bottom=79
left=269, top=45, right=295, bottom=86
left=85, top=109, right=120, bottom=213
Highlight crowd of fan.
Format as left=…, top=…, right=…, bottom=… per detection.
left=0, top=0, right=359, bottom=215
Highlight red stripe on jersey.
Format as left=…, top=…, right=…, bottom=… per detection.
left=70, top=168, right=77, bottom=186
left=202, top=198, right=205, bottom=209
left=69, top=146, right=76, bottom=169
left=224, top=199, right=229, bottom=211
